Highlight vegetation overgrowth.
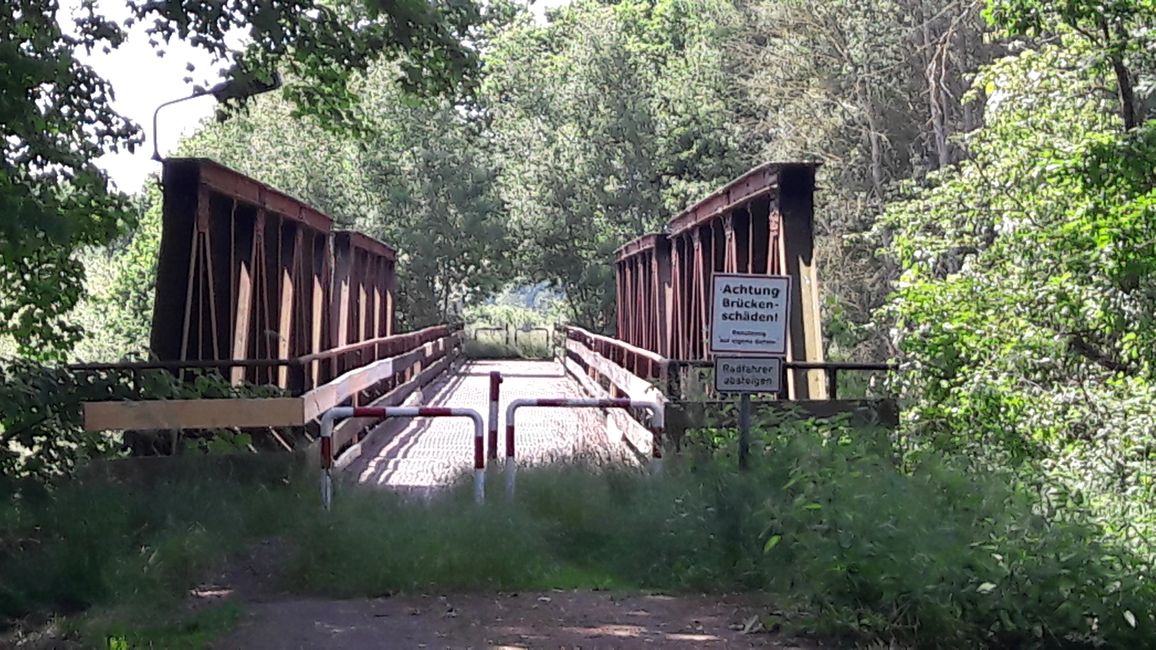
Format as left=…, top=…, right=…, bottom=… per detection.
left=5, top=0, right=1156, bottom=646
left=462, top=300, right=558, bottom=359
left=5, top=418, right=1155, bottom=648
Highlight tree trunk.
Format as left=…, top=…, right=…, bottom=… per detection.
left=863, top=89, right=885, bottom=199
left=1103, top=18, right=1138, bottom=130
left=923, top=7, right=950, bottom=168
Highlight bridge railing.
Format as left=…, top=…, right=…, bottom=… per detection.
left=72, top=323, right=459, bottom=396
left=80, top=323, right=464, bottom=444
left=560, top=325, right=668, bottom=402
left=557, top=325, right=900, bottom=454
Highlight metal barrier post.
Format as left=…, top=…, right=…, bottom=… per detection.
left=319, top=406, right=487, bottom=509
left=503, top=398, right=666, bottom=498
left=488, top=371, right=503, bottom=463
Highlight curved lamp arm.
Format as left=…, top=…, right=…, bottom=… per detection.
left=151, top=72, right=282, bottom=162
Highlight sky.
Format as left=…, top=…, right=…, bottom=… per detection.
left=77, top=1, right=565, bottom=193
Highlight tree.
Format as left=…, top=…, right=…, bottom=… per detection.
left=181, top=63, right=513, bottom=329
left=1, top=2, right=139, bottom=359
left=879, top=28, right=1156, bottom=535
left=985, top=0, right=1156, bottom=130
left=485, top=0, right=747, bottom=329
left=1, top=0, right=486, bottom=360
left=728, top=0, right=996, bottom=364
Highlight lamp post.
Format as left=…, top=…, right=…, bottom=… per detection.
left=151, top=72, right=282, bottom=161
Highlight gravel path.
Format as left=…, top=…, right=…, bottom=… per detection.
left=216, top=591, right=815, bottom=649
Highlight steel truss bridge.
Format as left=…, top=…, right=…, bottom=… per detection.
left=80, top=158, right=895, bottom=491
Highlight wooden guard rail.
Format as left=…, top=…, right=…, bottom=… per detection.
left=82, top=324, right=463, bottom=436
left=561, top=325, right=668, bottom=404
left=558, top=325, right=900, bottom=449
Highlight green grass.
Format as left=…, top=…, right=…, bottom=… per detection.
left=77, top=602, right=242, bottom=649
left=0, top=473, right=295, bottom=647
left=4, top=421, right=1156, bottom=648
left=463, top=335, right=553, bottom=359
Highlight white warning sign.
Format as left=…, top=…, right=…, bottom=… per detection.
left=714, top=357, right=783, bottom=394
left=709, top=273, right=791, bottom=356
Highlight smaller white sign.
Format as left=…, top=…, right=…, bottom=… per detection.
left=714, top=357, right=783, bottom=394
left=710, top=273, right=791, bottom=355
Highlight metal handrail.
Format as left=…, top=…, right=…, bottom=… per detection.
left=66, top=323, right=463, bottom=396
left=67, top=325, right=458, bottom=373
left=562, top=325, right=667, bottom=365
left=296, top=324, right=451, bottom=364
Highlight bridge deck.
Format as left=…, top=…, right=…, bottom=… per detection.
left=346, top=360, right=613, bottom=490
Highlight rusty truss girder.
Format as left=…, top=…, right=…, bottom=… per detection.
left=614, top=162, right=826, bottom=399
left=329, top=231, right=396, bottom=381
left=150, top=158, right=396, bottom=391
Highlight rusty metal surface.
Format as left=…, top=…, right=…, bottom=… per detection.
left=664, top=162, right=819, bottom=237
left=348, top=360, right=613, bottom=492
left=148, top=158, right=398, bottom=393
left=330, top=230, right=397, bottom=383
left=614, top=162, right=827, bottom=398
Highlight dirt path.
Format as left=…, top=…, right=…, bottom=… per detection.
left=215, top=590, right=815, bottom=649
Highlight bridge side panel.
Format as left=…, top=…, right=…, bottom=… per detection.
left=149, top=159, right=335, bottom=391
left=330, top=231, right=397, bottom=403
left=614, top=234, right=672, bottom=357
left=613, top=162, right=826, bottom=399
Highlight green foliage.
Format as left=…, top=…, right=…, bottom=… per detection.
left=485, top=0, right=748, bottom=329
left=0, top=1, right=139, bottom=359
left=84, top=603, right=242, bottom=650
left=0, top=360, right=124, bottom=495
left=127, top=0, right=485, bottom=127
left=0, top=361, right=288, bottom=496
left=748, top=419, right=1155, bottom=647
left=462, top=337, right=551, bottom=360
left=2, top=0, right=489, bottom=361
left=461, top=290, right=562, bottom=358
left=71, top=189, right=162, bottom=362
left=984, top=0, right=1156, bottom=132
left=878, top=29, right=1156, bottom=545
left=733, top=0, right=993, bottom=362
left=182, top=63, right=513, bottom=330
left=179, top=0, right=748, bottom=332
left=0, top=475, right=294, bottom=638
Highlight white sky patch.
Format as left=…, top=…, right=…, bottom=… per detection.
left=64, top=0, right=239, bottom=193
left=70, top=0, right=569, bottom=193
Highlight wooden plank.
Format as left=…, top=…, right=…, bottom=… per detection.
left=230, top=214, right=256, bottom=384
left=84, top=398, right=305, bottom=431
left=563, top=355, right=655, bottom=459
left=301, top=335, right=456, bottom=422
left=565, top=339, right=666, bottom=404
left=656, top=241, right=672, bottom=357
left=564, top=354, right=606, bottom=398
left=276, top=227, right=298, bottom=386
left=84, top=335, right=460, bottom=433
left=567, top=325, right=666, bottom=365
left=310, top=233, right=327, bottom=386
left=331, top=350, right=457, bottom=459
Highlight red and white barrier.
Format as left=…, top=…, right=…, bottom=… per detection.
left=488, top=371, right=503, bottom=462
left=319, top=406, right=486, bottom=509
left=503, top=398, right=665, bottom=497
